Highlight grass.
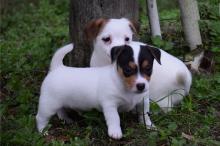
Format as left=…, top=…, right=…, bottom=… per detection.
left=1, top=0, right=220, bottom=145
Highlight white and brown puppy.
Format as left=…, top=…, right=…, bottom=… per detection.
left=36, top=42, right=161, bottom=139
left=84, top=18, right=137, bottom=66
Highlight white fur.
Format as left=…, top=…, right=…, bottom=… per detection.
left=36, top=43, right=151, bottom=139
left=91, top=38, right=192, bottom=113
left=148, top=45, right=192, bottom=112
left=91, top=18, right=133, bottom=66
left=50, top=43, right=73, bottom=71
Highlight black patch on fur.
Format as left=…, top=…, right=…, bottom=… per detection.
left=111, top=46, right=124, bottom=63
left=112, top=45, right=137, bottom=77
left=147, top=45, right=161, bottom=65
left=139, top=45, right=161, bottom=76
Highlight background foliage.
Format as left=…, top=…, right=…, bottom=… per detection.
left=1, top=0, right=220, bottom=145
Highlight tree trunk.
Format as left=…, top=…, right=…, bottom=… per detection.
left=0, top=0, right=7, bottom=14
left=178, top=0, right=202, bottom=49
left=69, top=0, right=139, bottom=67
left=178, top=0, right=203, bottom=71
left=146, top=0, right=161, bottom=37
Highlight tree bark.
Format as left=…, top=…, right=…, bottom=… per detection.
left=146, top=0, right=161, bottom=37
left=69, top=0, right=139, bottom=67
left=178, top=0, right=202, bottom=50
left=178, top=0, right=203, bottom=71
left=0, top=0, right=7, bottom=14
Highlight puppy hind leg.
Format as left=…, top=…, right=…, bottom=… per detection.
left=36, top=111, right=55, bottom=133
left=36, top=96, right=58, bottom=133
left=157, top=90, right=184, bottom=113
left=36, top=113, right=50, bottom=134
left=57, top=108, right=73, bottom=124
left=157, top=95, right=173, bottom=113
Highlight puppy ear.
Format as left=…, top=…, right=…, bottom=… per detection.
left=84, top=18, right=108, bottom=42
left=145, top=45, right=161, bottom=65
left=129, top=19, right=139, bottom=34
left=110, top=46, right=124, bottom=63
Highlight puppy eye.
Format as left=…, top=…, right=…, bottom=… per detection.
left=123, top=67, right=136, bottom=77
left=144, top=66, right=152, bottom=71
left=102, top=37, right=111, bottom=43
left=143, top=67, right=152, bottom=76
left=125, top=37, right=130, bottom=42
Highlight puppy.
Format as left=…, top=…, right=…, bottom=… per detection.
left=84, top=18, right=137, bottom=66
left=36, top=42, right=161, bottom=139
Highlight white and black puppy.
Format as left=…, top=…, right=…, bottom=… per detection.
left=36, top=42, right=161, bottom=139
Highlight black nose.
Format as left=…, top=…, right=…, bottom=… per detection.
left=136, top=83, right=145, bottom=91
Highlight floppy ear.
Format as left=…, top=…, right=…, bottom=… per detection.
left=84, top=18, right=108, bottom=42
left=147, top=45, right=161, bottom=65
left=110, top=46, right=124, bottom=63
left=128, top=19, right=139, bottom=34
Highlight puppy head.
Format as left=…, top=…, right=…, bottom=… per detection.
left=111, top=43, right=161, bottom=93
left=84, top=18, right=137, bottom=55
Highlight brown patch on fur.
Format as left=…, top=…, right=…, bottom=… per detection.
left=176, top=73, right=185, bottom=86
left=142, top=60, right=149, bottom=68
left=129, top=20, right=139, bottom=34
left=124, top=76, right=136, bottom=89
left=84, top=18, right=108, bottom=42
left=143, top=75, right=151, bottom=81
left=141, top=60, right=151, bottom=81
left=118, top=67, right=136, bottom=89
left=128, top=61, right=136, bottom=69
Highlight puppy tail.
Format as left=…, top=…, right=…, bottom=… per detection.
left=50, top=43, right=74, bottom=71
left=176, top=69, right=192, bottom=95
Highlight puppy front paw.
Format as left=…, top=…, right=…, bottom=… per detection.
left=108, top=126, right=122, bottom=139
